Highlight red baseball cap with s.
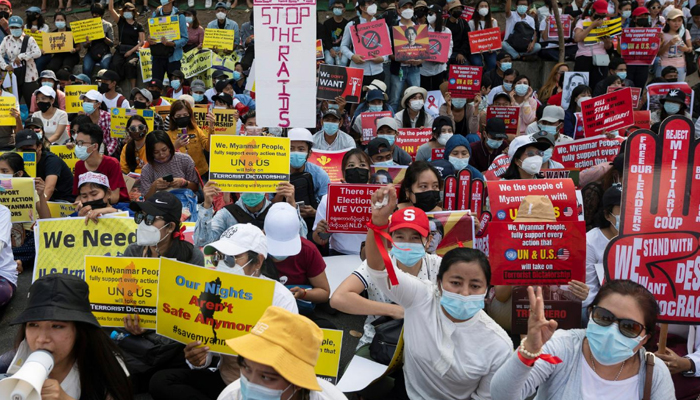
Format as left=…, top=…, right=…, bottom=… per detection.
left=389, top=207, right=430, bottom=237
left=0, top=0, right=11, bottom=8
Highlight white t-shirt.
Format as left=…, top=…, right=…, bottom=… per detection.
left=102, top=94, right=131, bottom=109
left=468, top=18, right=499, bottom=31
left=580, top=355, right=639, bottom=400
left=313, top=194, right=366, bottom=255
left=0, top=205, right=16, bottom=285
left=217, top=376, right=347, bottom=400
left=504, top=12, right=536, bottom=40
left=585, top=228, right=610, bottom=308
left=352, top=254, right=441, bottom=348
left=367, top=266, right=513, bottom=400
left=32, top=109, right=68, bottom=143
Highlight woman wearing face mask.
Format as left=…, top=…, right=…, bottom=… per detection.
left=658, top=8, right=692, bottom=81
left=509, top=74, right=538, bottom=135
left=501, top=135, right=551, bottom=180
left=79, top=89, right=119, bottom=156
left=120, top=115, right=150, bottom=174
left=538, top=62, right=568, bottom=106
left=24, top=7, right=51, bottom=73
left=397, top=161, right=443, bottom=212
left=394, top=86, right=434, bottom=129
left=573, top=0, right=614, bottom=90
left=340, top=0, right=386, bottom=88
left=416, top=116, right=455, bottom=162
left=231, top=63, right=247, bottom=95
left=468, top=0, right=499, bottom=70
left=0, top=15, right=42, bottom=105
left=149, top=224, right=299, bottom=400
left=312, top=149, right=371, bottom=255
left=443, top=134, right=485, bottom=181
left=82, top=4, right=115, bottom=79
left=46, top=12, right=81, bottom=73
left=167, top=100, right=210, bottom=178
left=139, top=130, right=201, bottom=199
left=183, top=9, right=204, bottom=53
left=420, top=5, right=453, bottom=91
left=563, top=85, right=592, bottom=139
left=72, top=171, right=132, bottom=225
left=108, top=0, right=145, bottom=90
left=651, top=88, right=690, bottom=133
left=648, top=0, right=665, bottom=27
left=365, top=193, right=513, bottom=400
left=619, top=1, right=633, bottom=27
left=592, top=74, right=622, bottom=97
left=491, top=280, right=674, bottom=400
left=440, top=88, right=481, bottom=140
left=32, top=85, right=69, bottom=144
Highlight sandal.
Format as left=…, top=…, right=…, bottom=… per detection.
left=65, top=6, right=73, bottom=12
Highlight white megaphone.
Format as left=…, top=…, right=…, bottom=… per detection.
left=0, top=350, right=54, bottom=400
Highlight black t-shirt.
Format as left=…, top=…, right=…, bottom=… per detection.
left=322, top=18, right=348, bottom=50
left=38, top=150, right=75, bottom=202
left=117, top=16, right=144, bottom=47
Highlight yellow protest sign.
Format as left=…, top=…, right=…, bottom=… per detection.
left=583, top=17, right=622, bottom=43
left=212, top=52, right=241, bottom=71
left=70, top=17, right=105, bottom=43
left=24, top=29, right=43, bottom=48
left=193, top=108, right=238, bottom=135
left=209, top=136, right=290, bottom=192
left=42, top=31, right=74, bottom=54
left=148, top=15, right=181, bottom=41
left=3, top=152, right=38, bottom=178
left=65, top=85, right=98, bottom=113
left=203, top=29, right=235, bottom=51
left=156, top=258, right=275, bottom=354
left=110, top=108, right=155, bottom=138
left=0, top=97, right=17, bottom=126
left=47, top=201, right=76, bottom=218
left=139, top=47, right=153, bottom=82
left=161, top=96, right=177, bottom=104
left=50, top=145, right=79, bottom=173
left=182, top=49, right=213, bottom=79
left=33, top=216, right=138, bottom=282
left=0, top=178, right=36, bottom=223
left=85, top=256, right=160, bottom=329
left=316, top=329, right=343, bottom=384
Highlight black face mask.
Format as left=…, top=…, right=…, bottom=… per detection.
left=149, top=89, right=161, bottom=100
left=37, top=101, right=51, bottom=113
left=667, top=78, right=677, bottom=83
left=133, top=100, right=147, bottom=109
left=344, top=167, right=369, bottom=184
left=83, top=199, right=108, bottom=210
left=451, top=9, right=462, bottom=18
left=98, top=82, right=110, bottom=94
left=635, top=18, right=650, bottom=27
left=175, top=116, right=191, bottom=128
left=415, top=8, right=426, bottom=18
left=412, top=190, right=441, bottom=212
left=0, top=12, right=9, bottom=20
left=26, top=13, right=37, bottom=21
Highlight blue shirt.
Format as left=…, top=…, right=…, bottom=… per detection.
left=153, top=6, right=189, bottom=63
left=206, top=18, right=240, bottom=47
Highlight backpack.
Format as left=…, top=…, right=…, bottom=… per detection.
left=290, top=172, right=317, bottom=209
left=225, top=202, right=270, bottom=230
left=507, top=21, right=535, bottom=53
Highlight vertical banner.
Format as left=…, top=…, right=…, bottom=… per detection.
left=316, top=39, right=323, bottom=59
left=308, top=149, right=349, bottom=182
left=255, top=0, right=316, bottom=128
left=326, top=184, right=383, bottom=233
left=139, top=48, right=153, bottom=82
left=620, top=27, right=661, bottom=65
left=580, top=87, right=634, bottom=137
left=448, top=65, right=482, bottom=99
left=317, top=65, right=364, bottom=103
left=456, top=169, right=471, bottom=211
left=0, top=178, right=36, bottom=223
left=443, top=175, right=457, bottom=211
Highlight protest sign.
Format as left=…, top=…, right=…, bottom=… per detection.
left=254, top=0, right=316, bottom=128
left=316, top=39, right=323, bottom=59
left=156, top=258, right=275, bottom=355
left=392, top=25, right=430, bottom=61
left=448, top=65, right=482, bottom=99
left=646, top=82, right=694, bottom=112
left=148, top=16, right=181, bottom=41
left=65, top=85, right=98, bottom=113
left=573, top=112, right=585, bottom=140
left=317, top=65, right=364, bottom=103
left=604, top=116, right=700, bottom=323
left=550, top=135, right=624, bottom=170
left=511, top=286, right=581, bottom=335
left=326, top=184, right=382, bottom=233
left=316, top=329, right=343, bottom=384
left=181, top=49, right=213, bottom=79
left=47, top=202, right=76, bottom=218
left=431, top=148, right=445, bottom=161
left=396, top=128, right=432, bottom=160
left=485, top=153, right=510, bottom=179
left=24, top=29, right=43, bottom=48
left=203, top=28, right=235, bottom=51
left=620, top=28, right=661, bottom=65
left=0, top=97, right=16, bottom=126
left=6, top=152, right=37, bottom=178
left=443, top=175, right=457, bottom=211
left=542, top=168, right=580, bottom=187
left=487, top=179, right=580, bottom=222
left=424, top=90, right=444, bottom=118
left=33, top=217, right=137, bottom=281
left=193, top=108, right=238, bottom=135
left=426, top=32, right=450, bottom=63
left=370, top=165, right=407, bottom=185
left=623, top=110, right=651, bottom=136
left=561, top=72, right=589, bottom=110
left=209, top=135, right=290, bottom=192
left=580, top=87, right=634, bottom=137
left=42, top=31, right=73, bottom=54
left=607, top=86, right=642, bottom=109
left=139, top=48, right=153, bottom=82
left=0, top=178, right=35, bottom=223
left=467, top=27, right=501, bottom=53
left=308, top=149, right=349, bottom=182
left=84, top=256, right=160, bottom=329
left=361, top=111, right=392, bottom=143
left=486, top=106, right=520, bottom=136
left=548, top=14, right=572, bottom=38
left=583, top=17, right=622, bottom=43
left=426, top=210, right=475, bottom=255
left=70, top=17, right=105, bottom=43
left=110, top=108, right=155, bottom=138
left=350, top=19, right=392, bottom=58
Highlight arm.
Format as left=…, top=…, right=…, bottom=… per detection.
left=340, top=22, right=355, bottom=60
left=330, top=273, right=404, bottom=319
left=174, top=16, right=189, bottom=49
left=19, top=37, right=42, bottom=60
left=108, top=0, right=120, bottom=22
left=34, top=178, right=51, bottom=219
left=293, top=271, right=331, bottom=303
left=43, top=174, right=58, bottom=201
left=48, top=124, right=67, bottom=143
left=109, top=187, right=120, bottom=204
left=505, top=0, right=512, bottom=18
left=573, top=19, right=601, bottom=42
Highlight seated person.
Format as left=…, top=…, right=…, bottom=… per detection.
left=72, top=171, right=132, bottom=224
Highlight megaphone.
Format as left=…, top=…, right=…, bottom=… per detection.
left=0, top=350, right=54, bottom=400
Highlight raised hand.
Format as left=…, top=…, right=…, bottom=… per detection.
left=370, top=184, right=397, bottom=225
left=524, top=286, right=558, bottom=355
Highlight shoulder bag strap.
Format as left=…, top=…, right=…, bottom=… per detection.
left=643, top=352, right=654, bottom=400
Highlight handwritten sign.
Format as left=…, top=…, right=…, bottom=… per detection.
left=70, top=17, right=105, bottom=43
left=42, top=31, right=74, bottom=54
left=326, top=184, right=382, bottom=233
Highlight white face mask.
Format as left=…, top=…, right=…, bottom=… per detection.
left=520, top=156, right=543, bottom=175
left=437, top=133, right=453, bottom=146
left=215, top=258, right=253, bottom=275
left=136, top=221, right=169, bottom=247
left=366, top=3, right=378, bottom=15
left=427, top=14, right=437, bottom=23
left=216, top=11, right=226, bottom=20
left=409, top=99, right=424, bottom=111
left=401, top=8, right=414, bottom=19
left=478, top=7, right=489, bottom=16
left=576, top=96, right=591, bottom=108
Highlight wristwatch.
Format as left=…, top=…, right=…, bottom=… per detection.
left=683, top=357, right=696, bottom=377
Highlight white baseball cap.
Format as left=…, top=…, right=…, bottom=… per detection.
left=80, top=90, right=103, bottom=103
left=508, top=135, right=550, bottom=159
left=264, top=202, right=301, bottom=257
left=539, top=106, right=565, bottom=123
left=78, top=171, right=110, bottom=188
left=203, top=223, right=268, bottom=258
left=34, top=85, right=56, bottom=99
left=288, top=128, right=313, bottom=144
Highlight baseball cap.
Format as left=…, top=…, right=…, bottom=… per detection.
left=215, top=79, right=232, bottom=93
left=147, top=79, right=163, bottom=89
left=34, top=85, right=56, bottom=99
left=430, top=159, right=456, bottom=179
left=367, top=137, right=392, bottom=157
left=130, top=87, right=153, bottom=103
left=539, top=105, right=565, bottom=123
left=26, top=6, right=42, bottom=13
left=0, top=0, right=11, bottom=9
left=8, top=15, right=22, bottom=28
left=508, top=134, right=550, bottom=159
left=212, top=92, right=234, bottom=106
left=129, top=191, right=183, bottom=223
left=263, top=203, right=302, bottom=257
left=212, top=70, right=228, bottom=80
left=485, top=118, right=508, bottom=139
left=398, top=0, right=414, bottom=7
left=322, top=108, right=341, bottom=120
left=204, top=223, right=268, bottom=258
left=215, top=1, right=228, bottom=8
left=592, top=0, right=608, bottom=14
left=101, top=70, right=120, bottom=82
left=661, top=65, right=678, bottom=76
left=531, top=130, right=556, bottom=147
left=389, top=207, right=429, bottom=237
left=660, top=88, right=687, bottom=107
left=78, top=171, right=110, bottom=189
left=376, top=117, right=398, bottom=131
left=190, top=79, right=206, bottom=92
left=56, top=69, right=71, bottom=82
left=24, top=117, right=43, bottom=130
left=366, top=89, right=384, bottom=103
left=79, top=90, right=103, bottom=103
left=632, top=6, right=650, bottom=16
left=492, top=92, right=511, bottom=104
left=71, top=73, right=92, bottom=85
left=39, top=70, right=58, bottom=82
left=666, top=7, right=683, bottom=20
left=288, top=128, right=313, bottom=144
left=15, top=129, right=40, bottom=149
left=170, top=70, right=185, bottom=80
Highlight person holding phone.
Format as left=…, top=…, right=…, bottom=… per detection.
left=139, top=130, right=200, bottom=199
left=167, top=100, right=210, bottom=179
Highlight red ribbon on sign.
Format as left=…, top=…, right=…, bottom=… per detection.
left=427, top=95, right=437, bottom=110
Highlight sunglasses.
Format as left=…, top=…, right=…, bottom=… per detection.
left=590, top=305, right=646, bottom=338
left=211, top=251, right=236, bottom=267
left=134, top=212, right=165, bottom=226
left=128, top=124, right=148, bottom=133
left=524, top=150, right=544, bottom=157
left=651, top=5, right=660, bottom=9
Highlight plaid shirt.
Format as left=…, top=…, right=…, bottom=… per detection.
left=97, top=110, right=118, bottom=156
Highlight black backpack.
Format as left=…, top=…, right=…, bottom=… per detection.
left=290, top=172, right=317, bottom=209
left=225, top=203, right=270, bottom=230
left=507, top=21, right=535, bottom=53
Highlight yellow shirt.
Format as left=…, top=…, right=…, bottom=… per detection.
left=167, top=125, right=210, bottom=175
left=120, top=141, right=148, bottom=174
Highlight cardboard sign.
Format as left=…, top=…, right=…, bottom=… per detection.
left=561, top=72, right=589, bottom=110
left=486, top=106, right=520, bottom=136
left=485, top=153, right=510, bottom=179
left=448, top=65, right=482, bottom=99
left=0, top=97, right=17, bottom=126
left=0, top=178, right=35, bottom=223
left=431, top=148, right=445, bottom=161
left=139, top=48, right=153, bottom=82
left=392, top=25, right=430, bottom=61
left=84, top=256, right=160, bottom=329
left=623, top=110, right=651, bottom=136
left=426, top=32, right=450, bottom=63
left=110, top=108, right=155, bottom=138
left=395, top=128, right=432, bottom=160
left=308, top=149, right=349, bottom=182
left=208, top=135, right=290, bottom=192
left=326, top=184, right=383, bottom=233
left=646, top=82, right=694, bottom=113
left=317, top=64, right=364, bottom=103
left=370, top=165, right=407, bottom=185
left=50, top=145, right=79, bottom=173
left=607, top=86, right=642, bottom=109
left=443, top=175, right=457, bottom=210
left=468, top=27, right=501, bottom=53
left=350, top=19, right=392, bottom=58
left=42, top=31, right=74, bottom=54
left=360, top=111, right=392, bottom=144
left=550, top=135, right=624, bottom=170
left=156, top=258, right=275, bottom=355
left=316, top=329, right=343, bottom=384
left=7, top=152, right=37, bottom=178
left=487, top=179, right=580, bottom=222
left=181, top=49, right=213, bottom=79
left=23, top=29, right=43, bottom=48
left=203, top=28, right=235, bottom=51
left=316, top=39, right=324, bottom=59
left=193, top=108, right=239, bottom=135
left=583, top=17, right=622, bottom=43
left=620, top=28, right=661, bottom=66
left=424, top=90, right=444, bottom=118
left=460, top=6, right=475, bottom=21
left=70, top=17, right=105, bottom=43
left=426, top=210, right=475, bottom=255
left=548, top=14, right=572, bottom=38
left=65, top=85, right=98, bottom=113
left=580, top=88, right=634, bottom=137
left=604, top=116, right=700, bottom=323
left=148, top=15, right=181, bottom=41
left=542, top=168, right=580, bottom=187
left=512, top=286, right=582, bottom=335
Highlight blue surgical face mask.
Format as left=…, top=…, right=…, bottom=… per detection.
left=271, top=255, right=288, bottom=261
left=82, top=102, right=95, bottom=114
left=377, top=134, right=395, bottom=146
left=74, top=145, right=91, bottom=161
left=233, top=71, right=242, bottom=81
left=240, top=192, right=265, bottom=208
left=390, top=242, right=426, bottom=266
left=240, top=375, right=293, bottom=400
left=621, top=10, right=631, bottom=18
left=333, top=7, right=344, bottom=16
left=328, top=103, right=340, bottom=110
left=586, top=319, right=644, bottom=366
left=368, top=104, right=383, bottom=112
left=503, top=82, right=513, bottom=92
left=516, top=4, right=528, bottom=14
left=171, top=80, right=181, bottom=90
left=10, top=28, right=22, bottom=38
left=452, top=98, right=467, bottom=108
left=539, top=124, right=558, bottom=135
left=500, top=62, right=512, bottom=72
left=193, top=93, right=204, bottom=102
left=486, top=138, right=503, bottom=149
left=123, top=11, right=134, bottom=19
left=160, top=0, right=170, bottom=5
left=42, top=82, right=54, bottom=87
left=440, top=290, right=486, bottom=320
left=449, top=156, right=470, bottom=171
left=542, top=147, right=553, bottom=163
left=616, top=71, right=627, bottom=80
left=55, top=21, right=66, bottom=29
left=323, top=122, right=339, bottom=135
left=186, top=16, right=193, bottom=23
left=290, top=151, right=308, bottom=168
left=664, top=101, right=681, bottom=114
left=374, top=160, right=396, bottom=167
left=515, top=83, right=529, bottom=96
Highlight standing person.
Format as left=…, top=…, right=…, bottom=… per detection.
left=149, top=0, right=188, bottom=82
left=388, top=0, right=422, bottom=111
left=470, top=118, right=509, bottom=172
left=32, top=86, right=69, bottom=144
left=79, top=90, right=119, bottom=156
left=0, top=16, right=42, bottom=104
left=183, top=9, right=204, bottom=53
left=469, top=0, right=499, bottom=70
left=46, top=12, right=81, bottom=74
left=340, top=0, right=387, bottom=87
left=108, top=0, right=144, bottom=89
left=503, top=0, right=541, bottom=59
left=627, top=7, right=653, bottom=88
left=658, top=7, right=692, bottom=81
left=324, top=0, right=349, bottom=66
left=420, top=4, right=452, bottom=91
left=82, top=3, right=114, bottom=78
left=445, top=1, right=471, bottom=65
left=23, top=6, right=51, bottom=73
left=207, top=2, right=239, bottom=50
left=573, top=0, right=614, bottom=90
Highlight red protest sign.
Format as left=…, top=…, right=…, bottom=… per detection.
left=370, top=165, right=407, bottom=185
left=486, top=106, right=520, bottom=136
left=512, top=286, right=582, bottom=335
left=484, top=153, right=510, bottom=180
left=350, top=19, right=392, bottom=58
left=646, top=82, right=694, bottom=112
left=426, top=32, right=450, bottom=63
left=622, top=110, right=651, bottom=136
left=448, top=65, right=482, bottom=99
left=486, top=179, right=580, bottom=222
left=468, top=27, right=502, bottom=54
left=426, top=210, right=475, bottom=255
left=326, top=184, right=383, bottom=233
left=620, top=28, right=661, bottom=66
left=550, top=135, right=624, bottom=170
left=607, top=86, right=642, bottom=109
left=470, top=179, right=485, bottom=218
left=308, top=149, right=348, bottom=182
left=361, top=111, right=392, bottom=144
left=580, top=88, right=634, bottom=137
left=460, top=6, right=475, bottom=21
left=317, top=64, right=364, bottom=103
left=443, top=175, right=457, bottom=211
left=396, top=128, right=432, bottom=160
left=457, top=169, right=472, bottom=211
left=548, top=14, right=572, bottom=38
left=392, top=25, right=430, bottom=61
left=604, top=116, right=700, bottom=323
left=316, top=39, right=323, bottom=59
left=431, top=148, right=445, bottom=161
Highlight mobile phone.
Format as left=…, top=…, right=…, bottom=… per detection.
left=163, top=174, right=174, bottom=182
left=319, top=232, right=332, bottom=240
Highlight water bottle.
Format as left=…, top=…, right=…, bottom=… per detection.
left=110, top=331, right=130, bottom=341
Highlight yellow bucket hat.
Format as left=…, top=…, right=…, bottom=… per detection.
left=225, top=306, right=323, bottom=391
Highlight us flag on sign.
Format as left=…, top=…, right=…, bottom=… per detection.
left=557, top=248, right=570, bottom=261
left=563, top=207, right=573, bottom=217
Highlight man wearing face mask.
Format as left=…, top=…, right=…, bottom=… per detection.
left=147, top=79, right=171, bottom=106
left=130, top=88, right=165, bottom=131
left=525, top=105, right=572, bottom=144
left=531, top=130, right=564, bottom=170
left=287, top=129, right=330, bottom=229
left=351, top=89, right=394, bottom=137
left=371, top=117, right=412, bottom=165
left=0, top=0, right=12, bottom=42
left=486, top=69, right=517, bottom=104
left=323, top=0, right=349, bottom=66
left=204, top=70, right=229, bottom=102
left=340, top=0, right=387, bottom=88
left=503, top=0, right=540, bottom=59
left=15, top=129, right=74, bottom=202
left=484, top=52, right=513, bottom=89
left=312, top=109, right=355, bottom=151
left=99, top=70, right=130, bottom=109
left=470, top=118, right=509, bottom=172
left=165, top=70, right=189, bottom=99
left=206, top=2, right=239, bottom=52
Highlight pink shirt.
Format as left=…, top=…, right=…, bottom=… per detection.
left=574, top=19, right=607, bottom=57
left=660, top=30, right=690, bottom=68
left=187, top=26, right=204, bottom=48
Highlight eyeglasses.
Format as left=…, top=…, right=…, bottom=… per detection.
left=128, top=124, right=148, bottom=133
left=75, top=140, right=93, bottom=147
left=211, top=251, right=237, bottom=267
left=524, top=150, right=544, bottom=157
left=590, top=305, right=646, bottom=338
left=134, top=212, right=165, bottom=226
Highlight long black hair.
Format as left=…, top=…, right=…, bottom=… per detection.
left=398, top=161, right=443, bottom=203
left=567, top=84, right=592, bottom=113
left=0, top=152, right=27, bottom=177
left=471, top=0, right=493, bottom=30
left=428, top=4, right=444, bottom=32
left=588, top=280, right=659, bottom=333
left=124, top=115, right=148, bottom=173
left=402, top=91, right=427, bottom=128
left=145, top=130, right=175, bottom=164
